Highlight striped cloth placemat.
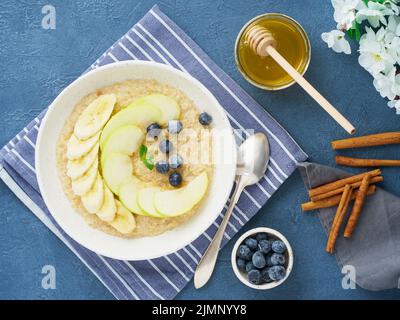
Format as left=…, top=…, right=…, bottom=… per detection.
left=0, top=5, right=307, bottom=300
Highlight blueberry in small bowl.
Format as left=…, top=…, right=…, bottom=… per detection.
left=231, top=227, right=293, bottom=290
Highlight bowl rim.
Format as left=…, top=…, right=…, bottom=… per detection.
left=35, top=60, right=237, bottom=260
left=231, top=227, right=294, bottom=290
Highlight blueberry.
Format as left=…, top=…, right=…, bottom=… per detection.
left=244, top=237, right=258, bottom=250
left=155, top=161, right=169, bottom=174
left=169, top=172, right=182, bottom=187
left=272, top=240, right=286, bottom=254
left=237, top=244, right=252, bottom=260
left=270, top=253, right=286, bottom=266
left=261, top=268, right=273, bottom=283
left=255, top=233, right=268, bottom=242
left=247, top=269, right=262, bottom=285
left=265, top=253, right=274, bottom=267
left=199, top=112, right=212, bottom=126
left=159, top=139, right=172, bottom=153
left=245, top=261, right=255, bottom=273
left=258, top=239, right=272, bottom=254
left=268, top=266, right=286, bottom=281
left=167, top=120, right=183, bottom=134
left=169, top=154, right=183, bottom=169
left=146, top=123, right=162, bottom=138
left=252, top=251, right=266, bottom=269
left=236, top=258, right=246, bottom=272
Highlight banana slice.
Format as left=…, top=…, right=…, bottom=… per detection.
left=109, top=201, right=136, bottom=234
left=74, top=94, right=116, bottom=140
left=81, top=173, right=104, bottom=214
left=67, top=132, right=100, bottom=160
left=96, top=185, right=116, bottom=222
left=71, top=158, right=98, bottom=196
left=66, top=143, right=99, bottom=180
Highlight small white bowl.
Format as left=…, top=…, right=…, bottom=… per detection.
left=231, top=227, right=294, bottom=290
left=36, top=60, right=237, bottom=261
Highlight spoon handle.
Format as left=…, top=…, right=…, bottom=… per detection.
left=194, top=177, right=245, bottom=289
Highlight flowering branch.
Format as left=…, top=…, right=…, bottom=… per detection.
left=322, top=0, right=400, bottom=114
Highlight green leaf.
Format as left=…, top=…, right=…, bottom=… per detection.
left=139, top=144, right=154, bottom=170
left=355, top=22, right=361, bottom=42
left=139, top=144, right=147, bottom=161
left=347, top=28, right=355, bottom=39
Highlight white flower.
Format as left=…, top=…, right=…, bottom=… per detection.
left=358, top=27, right=395, bottom=75
left=373, top=67, right=397, bottom=100
left=388, top=99, right=400, bottom=114
left=356, top=1, right=395, bottom=27
left=383, top=0, right=400, bottom=15
left=332, top=0, right=362, bottom=30
left=321, top=30, right=352, bottom=54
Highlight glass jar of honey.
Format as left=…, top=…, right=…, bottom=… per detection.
left=235, top=13, right=311, bottom=90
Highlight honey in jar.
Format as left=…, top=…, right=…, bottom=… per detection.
left=235, top=13, right=311, bottom=90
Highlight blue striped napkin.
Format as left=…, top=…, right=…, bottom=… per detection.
left=0, top=5, right=307, bottom=300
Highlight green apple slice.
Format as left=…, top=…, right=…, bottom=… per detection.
left=101, top=125, right=144, bottom=161
left=100, top=103, right=161, bottom=148
left=74, top=94, right=116, bottom=140
left=96, top=185, right=116, bottom=222
left=138, top=187, right=164, bottom=218
left=132, top=94, right=180, bottom=125
left=66, top=143, right=99, bottom=180
left=154, top=172, right=208, bottom=217
left=102, top=153, right=133, bottom=195
left=71, top=158, right=99, bottom=196
left=81, top=173, right=104, bottom=214
left=67, top=132, right=100, bottom=160
left=109, top=201, right=136, bottom=234
left=119, top=177, right=148, bottom=216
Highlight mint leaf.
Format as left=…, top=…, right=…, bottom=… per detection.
left=139, top=144, right=147, bottom=161
left=139, top=144, right=154, bottom=170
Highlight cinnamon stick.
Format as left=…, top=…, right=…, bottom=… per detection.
left=301, top=185, right=376, bottom=211
left=343, top=174, right=371, bottom=238
left=336, top=155, right=400, bottom=167
left=326, top=185, right=353, bottom=254
left=310, top=175, right=383, bottom=202
left=331, top=132, right=400, bottom=150
left=308, top=169, right=381, bottom=198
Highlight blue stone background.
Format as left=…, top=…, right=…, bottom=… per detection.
left=0, top=0, right=399, bottom=300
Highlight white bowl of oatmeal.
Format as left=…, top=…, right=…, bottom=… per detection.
left=36, top=61, right=237, bottom=260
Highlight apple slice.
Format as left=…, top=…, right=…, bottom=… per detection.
left=96, top=185, right=116, bottom=222
left=81, top=173, right=104, bottom=214
left=154, top=172, right=208, bottom=217
left=66, top=143, right=99, bottom=180
left=102, top=153, right=133, bottom=195
left=102, top=125, right=144, bottom=159
left=71, top=158, right=98, bottom=196
left=138, top=187, right=165, bottom=218
left=100, top=103, right=161, bottom=148
left=132, top=94, right=180, bottom=125
left=109, top=201, right=136, bottom=234
left=74, top=94, right=116, bottom=140
left=67, top=132, right=100, bottom=160
left=119, top=177, right=148, bottom=216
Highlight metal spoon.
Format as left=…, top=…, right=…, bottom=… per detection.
left=194, top=133, right=270, bottom=289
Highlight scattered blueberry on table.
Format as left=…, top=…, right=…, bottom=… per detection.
left=169, top=154, right=183, bottom=169
left=169, top=172, right=182, bottom=187
left=147, top=123, right=162, bottom=138
left=199, top=112, right=212, bottom=125
left=155, top=160, right=170, bottom=174
left=236, top=232, right=288, bottom=285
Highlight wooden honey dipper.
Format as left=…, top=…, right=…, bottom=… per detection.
left=246, top=26, right=356, bottom=135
